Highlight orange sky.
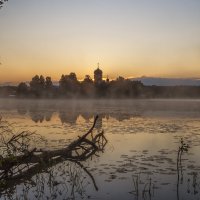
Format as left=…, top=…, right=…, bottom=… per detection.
left=0, top=0, right=200, bottom=83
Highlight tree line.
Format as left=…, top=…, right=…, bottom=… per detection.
left=1, top=73, right=200, bottom=98
left=15, top=73, right=144, bottom=98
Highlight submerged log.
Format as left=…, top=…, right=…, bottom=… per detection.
left=0, top=115, right=107, bottom=190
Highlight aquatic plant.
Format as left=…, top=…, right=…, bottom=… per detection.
left=176, top=138, right=190, bottom=200
left=130, top=174, right=155, bottom=200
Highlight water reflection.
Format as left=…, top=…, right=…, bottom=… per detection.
left=0, top=116, right=107, bottom=199
left=127, top=138, right=200, bottom=200
left=1, top=161, right=99, bottom=200
left=29, top=107, right=54, bottom=123
left=176, top=139, right=189, bottom=200
left=59, top=111, right=79, bottom=125
left=1, top=99, right=200, bottom=199
left=130, top=174, right=155, bottom=200
left=25, top=108, right=117, bottom=125
left=0, top=99, right=200, bottom=125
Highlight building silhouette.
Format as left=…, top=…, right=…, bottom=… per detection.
left=94, top=64, right=103, bottom=84
left=106, top=75, right=109, bottom=83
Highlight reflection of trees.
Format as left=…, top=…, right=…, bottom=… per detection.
left=59, top=111, right=79, bottom=125
left=109, top=113, right=134, bottom=122
left=28, top=109, right=137, bottom=124
left=0, top=99, right=147, bottom=125
left=27, top=109, right=135, bottom=124
left=29, top=106, right=54, bottom=123
left=16, top=104, right=54, bottom=123
left=30, top=111, right=45, bottom=123
left=0, top=116, right=107, bottom=199
left=45, top=111, right=53, bottom=122
left=81, top=112, right=94, bottom=122
left=80, top=114, right=106, bottom=131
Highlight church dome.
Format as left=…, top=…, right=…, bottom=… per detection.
left=94, top=67, right=102, bottom=74
left=94, top=65, right=103, bottom=83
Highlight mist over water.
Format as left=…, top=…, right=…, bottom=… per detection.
left=1, top=98, right=200, bottom=118
left=1, top=99, right=200, bottom=199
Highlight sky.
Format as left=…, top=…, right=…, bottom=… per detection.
left=0, top=0, right=200, bottom=83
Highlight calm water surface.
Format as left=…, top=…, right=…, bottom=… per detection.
left=1, top=99, right=200, bottom=200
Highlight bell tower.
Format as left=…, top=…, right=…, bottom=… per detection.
left=94, top=63, right=103, bottom=84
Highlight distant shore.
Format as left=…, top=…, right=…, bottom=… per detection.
left=1, top=85, right=200, bottom=99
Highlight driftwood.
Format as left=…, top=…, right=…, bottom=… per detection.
left=0, top=115, right=107, bottom=193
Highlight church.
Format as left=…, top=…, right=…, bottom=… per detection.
left=94, top=64, right=109, bottom=84
left=94, top=64, right=103, bottom=84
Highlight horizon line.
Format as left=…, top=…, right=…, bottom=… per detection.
left=1, top=76, right=200, bottom=86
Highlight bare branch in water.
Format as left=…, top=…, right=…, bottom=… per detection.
left=0, top=115, right=107, bottom=194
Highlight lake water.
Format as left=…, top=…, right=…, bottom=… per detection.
left=1, top=99, right=200, bottom=200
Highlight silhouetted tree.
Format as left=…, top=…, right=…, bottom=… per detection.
left=132, top=81, right=144, bottom=97
left=30, top=75, right=39, bottom=89
left=68, top=72, right=78, bottom=82
left=106, top=77, right=144, bottom=98
left=59, top=72, right=80, bottom=97
left=30, top=75, right=46, bottom=97
left=3, top=68, right=200, bottom=99
left=83, top=75, right=93, bottom=84
left=108, top=77, right=127, bottom=98
left=95, top=81, right=109, bottom=98
left=39, top=75, right=45, bottom=89
left=81, top=75, right=95, bottom=97
left=116, top=76, right=125, bottom=82
left=16, top=82, right=29, bottom=97
left=44, top=76, right=54, bottom=97
left=45, top=76, right=53, bottom=89
left=59, top=74, right=65, bottom=88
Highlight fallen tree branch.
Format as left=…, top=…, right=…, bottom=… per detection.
left=0, top=115, right=107, bottom=193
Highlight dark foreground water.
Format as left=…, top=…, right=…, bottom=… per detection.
left=1, top=99, right=200, bottom=200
